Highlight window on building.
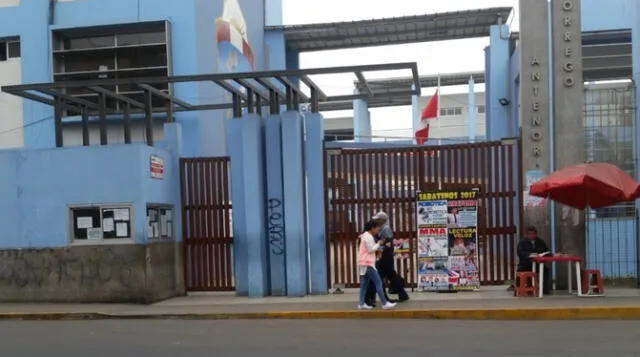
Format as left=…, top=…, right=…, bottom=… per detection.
left=477, top=105, right=485, bottom=114
left=70, top=205, right=133, bottom=242
left=52, top=21, right=170, bottom=111
left=440, top=107, right=464, bottom=117
left=147, top=205, right=174, bottom=240
left=0, top=38, right=20, bottom=61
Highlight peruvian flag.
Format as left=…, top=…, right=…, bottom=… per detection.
left=415, top=90, right=439, bottom=145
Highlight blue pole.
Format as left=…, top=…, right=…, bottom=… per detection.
left=468, top=76, right=476, bottom=142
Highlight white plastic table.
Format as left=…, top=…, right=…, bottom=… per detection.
left=531, top=255, right=583, bottom=298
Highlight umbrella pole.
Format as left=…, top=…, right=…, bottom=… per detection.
left=550, top=201, right=557, bottom=289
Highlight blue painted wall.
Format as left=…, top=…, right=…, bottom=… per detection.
left=0, top=142, right=177, bottom=249
left=0, top=0, right=266, bottom=157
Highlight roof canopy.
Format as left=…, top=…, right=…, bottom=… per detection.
left=266, top=7, right=513, bottom=52
left=511, top=30, right=631, bottom=81
left=2, top=62, right=420, bottom=146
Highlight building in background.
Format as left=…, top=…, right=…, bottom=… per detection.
left=325, top=92, right=485, bottom=143
left=0, top=37, right=23, bottom=148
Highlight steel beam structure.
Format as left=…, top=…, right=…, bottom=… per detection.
left=2, top=62, right=420, bottom=147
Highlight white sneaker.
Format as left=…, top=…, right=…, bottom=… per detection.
left=357, top=304, right=373, bottom=310
left=382, top=302, right=397, bottom=309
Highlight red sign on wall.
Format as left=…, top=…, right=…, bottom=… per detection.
left=150, top=155, right=164, bottom=179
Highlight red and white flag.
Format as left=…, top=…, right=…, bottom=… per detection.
left=415, top=90, right=439, bottom=145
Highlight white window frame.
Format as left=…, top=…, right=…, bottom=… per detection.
left=68, top=203, right=135, bottom=245
left=0, top=39, right=20, bottom=61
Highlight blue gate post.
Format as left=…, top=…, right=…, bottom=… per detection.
left=305, top=112, right=327, bottom=294
left=265, top=114, right=287, bottom=295
left=281, top=111, right=309, bottom=296
left=226, top=114, right=269, bottom=297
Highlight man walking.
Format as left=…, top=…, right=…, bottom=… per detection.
left=370, top=211, right=409, bottom=303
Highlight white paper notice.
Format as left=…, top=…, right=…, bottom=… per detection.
left=102, top=218, right=114, bottom=232
left=87, top=228, right=101, bottom=240
left=77, top=217, right=93, bottom=229
left=114, top=209, right=130, bottom=221
left=116, top=222, right=128, bottom=237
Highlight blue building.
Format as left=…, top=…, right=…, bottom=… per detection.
left=0, top=0, right=637, bottom=302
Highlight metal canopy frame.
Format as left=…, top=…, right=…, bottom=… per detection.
left=266, top=7, right=513, bottom=52
left=345, top=71, right=485, bottom=110
left=511, top=29, right=632, bottom=81
left=2, top=62, right=420, bottom=147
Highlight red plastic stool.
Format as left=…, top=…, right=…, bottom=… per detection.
left=514, top=271, right=538, bottom=297
left=581, top=269, right=604, bottom=295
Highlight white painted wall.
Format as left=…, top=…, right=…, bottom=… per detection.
left=416, top=92, right=486, bottom=140
left=0, top=57, right=24, bottom=148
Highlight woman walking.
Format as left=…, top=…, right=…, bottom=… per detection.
left=357, top=220, right=397, bottom=310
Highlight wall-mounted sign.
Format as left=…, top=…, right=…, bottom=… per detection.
left=150, top=155, right=164, bottom=179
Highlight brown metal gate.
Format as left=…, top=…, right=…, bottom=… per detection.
left=180, top=157, right=234, bottom=291
left=324, top=140, right=521, bottom=288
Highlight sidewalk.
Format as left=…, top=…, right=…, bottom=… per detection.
left=1, top=286, right=639, bottom=320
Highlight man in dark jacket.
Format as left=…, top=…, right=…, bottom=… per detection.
left=365, top=211, right=409, bottom=305
left=516, top=226, right=551, bottom=294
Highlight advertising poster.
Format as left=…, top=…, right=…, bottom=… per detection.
left=523, top=170, right=547, bottom=208
left=416, top=188, right=480, bottom=292
left=393, top=238, right=411, bottom=260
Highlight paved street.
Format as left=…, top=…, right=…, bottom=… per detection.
left=2, top=320, right=640, bottom=356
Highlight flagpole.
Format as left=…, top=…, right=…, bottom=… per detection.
left=436, top=73, right=441, bottom=146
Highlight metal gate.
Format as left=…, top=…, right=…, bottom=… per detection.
left=324, top=140, right=522, bottom=288
left=180, top=157, right=234, bottom=291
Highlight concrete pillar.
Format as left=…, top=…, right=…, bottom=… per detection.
left=226, top=114, right=269, bottom=297
left=411, top=84, right=420, bottom=144
left=265, top=0, right=283, bottom=26
left=304, top=112, right=328, bottom=294
left=632, top=0, right=640, bottom=279
left=486, top=24, right=510, bottom=140
left=353, top=89, right=371, bottom=142
left=468, top=77, right=476, bottom=142
left=519, top=0, right=551, bottom=247
left=484, top=46, right=492, bottom=140
left=264, top=115, right=286, bottom=296
left=162, top=123, right=184, bottom=242
left=281, top=111, right=308, bottom=296
left=161, top=122, right=185, bottom=292
left=286, top=49, right=300, bottom=86
left=551, top=0, right=585, bottom=287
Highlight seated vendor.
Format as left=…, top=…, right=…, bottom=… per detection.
left=516, top=226, right=551, bottom=294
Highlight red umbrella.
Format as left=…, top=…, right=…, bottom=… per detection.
left=529, top=162, right=640, bottom=209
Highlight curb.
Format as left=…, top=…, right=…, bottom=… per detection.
left=2, top=307, right=640, bottom=320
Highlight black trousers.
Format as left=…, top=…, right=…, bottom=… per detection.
left=516, top=265, right=551, bottom=294
left=380, top=268, right=409, bottom=300
left=365, top=266, right=408, bottom=304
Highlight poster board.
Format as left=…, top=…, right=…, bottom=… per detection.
left=416, top=188, right=480, bottom=292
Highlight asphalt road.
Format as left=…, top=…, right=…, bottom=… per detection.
left=1, top=320, right=640, bottom=356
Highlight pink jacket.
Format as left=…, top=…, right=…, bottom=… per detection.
left=358, top=232, right=379, bottom=267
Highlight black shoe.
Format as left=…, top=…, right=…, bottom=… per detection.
left=398, top=297, right=410, bottom=303
left=387, top=299, right=399, bottom=303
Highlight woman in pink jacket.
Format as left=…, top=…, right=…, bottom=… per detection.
left=357, top=220, right=397, bottom=310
